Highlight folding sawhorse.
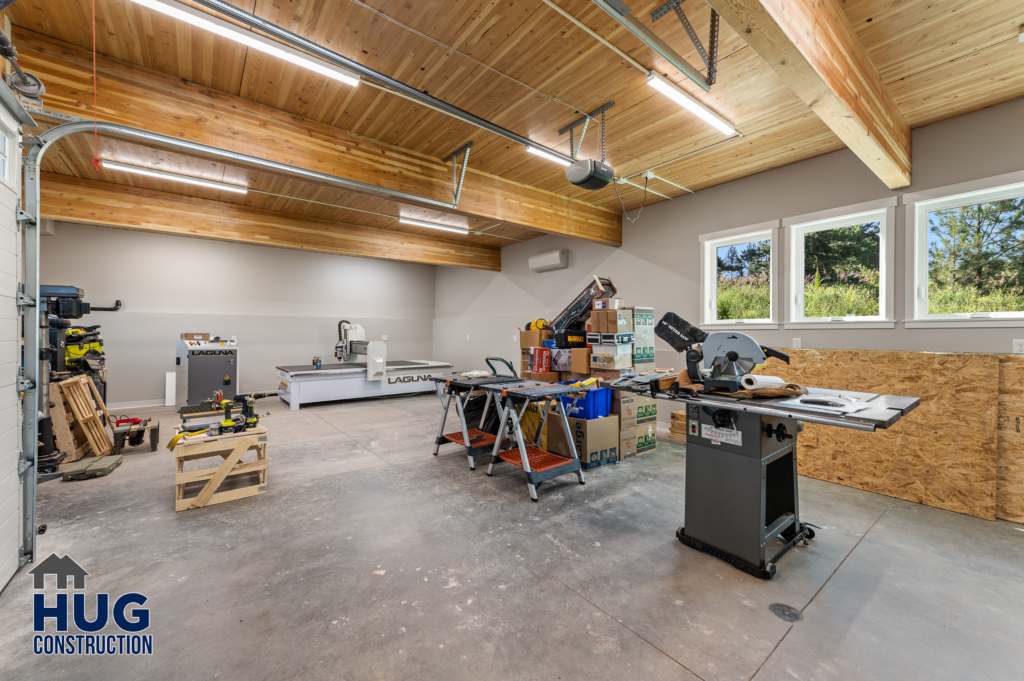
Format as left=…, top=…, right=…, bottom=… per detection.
left=482, top=382, right=593, bottom=502
left=432, top=368, right=523, bottom=470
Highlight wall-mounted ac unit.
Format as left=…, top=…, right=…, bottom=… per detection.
left=529, top=249, right=569, bottom=273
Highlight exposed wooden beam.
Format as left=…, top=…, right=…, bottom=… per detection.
left=15, top=28, right=622, bottom=245
left=706, top=0, right=912, bottom=189
left=40, top=173, right=502, bottom=271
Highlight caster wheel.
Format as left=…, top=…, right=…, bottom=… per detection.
left=804, top=526, right=816, bottom=540
left=37, top=524, right=47, bottom=535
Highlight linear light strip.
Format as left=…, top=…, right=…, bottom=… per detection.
left=645, top=71, right=735, bottom=136
left=399, top=217, right=470, bottom=234
left=526, top=146, right=571, bottom=167
left=101, top=160, right=248, bottom=193
left=129, top=0, right=361, bottom=87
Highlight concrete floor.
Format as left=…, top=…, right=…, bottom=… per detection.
left=1, top=393, right=1022, bottom=680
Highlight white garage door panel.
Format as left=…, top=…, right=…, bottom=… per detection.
left=0, top=362, right=15, bottom=389
left=0, top=295, right=15, bottom=320
left=0, top=383, right=15, bottom=413
left=0, top=340, right=15, bottom=366
left=0, top=405, right=14, bottom=437
left=0, top=499, right=19, bottom=592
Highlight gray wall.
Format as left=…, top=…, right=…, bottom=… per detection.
left=41, top=224, right=437, bottom=408
left=434, top=96, right=1024, bottom=423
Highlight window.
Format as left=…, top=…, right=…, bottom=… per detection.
left=787, top=207, right=893, bottom=324
left=909, top=181, right=1024, bottom=323
left=700, top=222, right=778, bottom=327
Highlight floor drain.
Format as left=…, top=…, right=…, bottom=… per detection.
left=769, top=603, right=802, bottom=622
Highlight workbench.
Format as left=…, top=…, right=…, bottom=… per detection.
left=432, top=375, right=524, bottom=470
left=480, top=381, right=594, bottom=502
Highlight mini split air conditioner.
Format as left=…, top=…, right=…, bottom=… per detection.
left=529, top=249, right=569, bottom=273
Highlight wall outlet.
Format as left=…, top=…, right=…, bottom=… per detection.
left=513, top=334, right=517, bottom=342
left=1014, top=339, right=1024, bottom=354
left=792, top=338, right=802, bottom=349
left=382, top=335, right=387, bottom=341
left=466, top=335, right=470, bottom=341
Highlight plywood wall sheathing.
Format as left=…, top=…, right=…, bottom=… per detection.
left=997, top=356, right=1024, bottom=523
left=758, top=349, right=999, bottom=521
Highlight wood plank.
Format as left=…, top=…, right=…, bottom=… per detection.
left=706, top=0, right=912, bottom=189
left=49, top=395, right=79, bottom=462
left=41, top=173, right=504, bottom=271
left=175, top=483, right=266, bottom=512
left=14, top=27, right=622, bottom=245
left=176, top=458, right=266, bottom=485
left=192, top=436, right=253, bottom=509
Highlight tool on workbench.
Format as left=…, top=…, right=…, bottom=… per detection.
left=614, top=313, right=922, bottom=580
left=525, top=319, right=549, bottom=331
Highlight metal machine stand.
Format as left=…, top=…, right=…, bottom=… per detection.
left=679, top=404, right=815, bottom=580
left=482, top=382, right=591, bottom=502
left=432, top=375, right=523, bottom=469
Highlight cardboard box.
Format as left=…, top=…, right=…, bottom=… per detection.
left=180, top=332, right=210, bottom=341
left=612, top=391, right=637, bottom=430
left=551, top=348, right=572, bottom=372
left=628, top=306, right=655, bottom=365
left=593, top=298, right=624, bottom=310
left=633, top=361, right=657, bottom=375
left=592, top=343, right=633, bottom=357
left=521, top=348, right=530, bottom=374
left=591, top=354, right=632, bottom=370
left=636, top=423, right=657, bottom=455
left=608, top=309, right=633, bottom=334
left=524, top=371, right=560, bottom=383
left=619, top=427, right=637, bottom=459
left=591, top=368, right=635, bottom=381
left=636, top=395, right=658, bottom=425
left=565, top=372, right=591, bottom=382
left=590, top=310, right=607, bottom=333
left=570, top=348, right=592, bottom=374
left=520, top=329, right=553, bottom=348
left=528, top=347, right=552, bottom=373
left=547, top=414, right=619, bottom=469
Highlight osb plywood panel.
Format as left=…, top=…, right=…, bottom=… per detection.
left=757, top=349, right=998, bottom=521
left=997, top=356, right=1024, bottom=523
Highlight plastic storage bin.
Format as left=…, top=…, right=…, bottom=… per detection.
left=560, top=384, right=611, bottom=419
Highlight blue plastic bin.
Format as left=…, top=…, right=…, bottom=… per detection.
left=560, top=383, right=611, bottom=419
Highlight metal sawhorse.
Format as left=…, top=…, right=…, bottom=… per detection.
left=482, top=381, right=592, bottom=502
left=432, top=358, right=521, bottom=470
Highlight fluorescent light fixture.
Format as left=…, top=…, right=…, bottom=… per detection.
left=645, top=71, right=735, bottom=136
left=129, top=0, right=360, bottom=87
left=399, top=217, right=470, bottom=234
left=525, top=145, right=571, bottom=167
left=101, top=160, right=248, bottom=194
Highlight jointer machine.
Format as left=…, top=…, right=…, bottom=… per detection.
left=612, top=314, right=919, bottom=580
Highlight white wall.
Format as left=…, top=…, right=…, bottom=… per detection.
left=41, top=225, right=437, bottom=407
left=434, top=96, right=1024, bottom=422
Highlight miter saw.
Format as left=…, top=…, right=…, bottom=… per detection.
left=655, top=312, right=790, bottom=393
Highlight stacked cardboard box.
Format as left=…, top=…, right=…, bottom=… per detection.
left=613, top=389, right=658, bottom=459
left=629, top=306, right=655, bottom=374
left=547, top=413, right=618, bottom=470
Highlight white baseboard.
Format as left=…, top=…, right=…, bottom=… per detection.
left=106, top=399, right=167, bottom=411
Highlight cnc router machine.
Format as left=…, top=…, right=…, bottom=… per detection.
left=276, top=321, right=452, bottom=409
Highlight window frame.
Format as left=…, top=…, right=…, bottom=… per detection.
left=698, top=220, right=780, bottom=330
left=906, top=179, right=1024, bottom=327
left=782, top=200, right=896, bottom=330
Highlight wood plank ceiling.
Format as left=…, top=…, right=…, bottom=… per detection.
left=8, top=0, right=1024, bottom=262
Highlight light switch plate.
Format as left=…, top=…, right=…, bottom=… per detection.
left=466, top=335, right=470, bottom=341
left=792, top=338, right=802, bottom=349
left=1014, top=339, right=1024, bottom=354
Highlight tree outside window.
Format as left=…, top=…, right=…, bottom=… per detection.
left=802, top=222, right=880, bottom=317
left=716, top=239, right=771, bottom=320
left=927, top=197, right=1024, bottom=314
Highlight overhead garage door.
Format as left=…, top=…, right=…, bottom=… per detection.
left=0, top=103, right=21, bottom=592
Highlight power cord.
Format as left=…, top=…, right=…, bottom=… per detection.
left=614, top=176, right=648, bottom=223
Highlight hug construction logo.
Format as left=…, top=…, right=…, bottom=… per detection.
left=27, top=553, right=153, bottom=656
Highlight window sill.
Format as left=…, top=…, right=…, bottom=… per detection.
left=905, top=318, right=1024, bottom=329
left=784, top=321, right=896, bottom=330
left=700, top=322, right=779, bottom=330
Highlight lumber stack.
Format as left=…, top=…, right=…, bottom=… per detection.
left=669, top=411, right=688, bottom=442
